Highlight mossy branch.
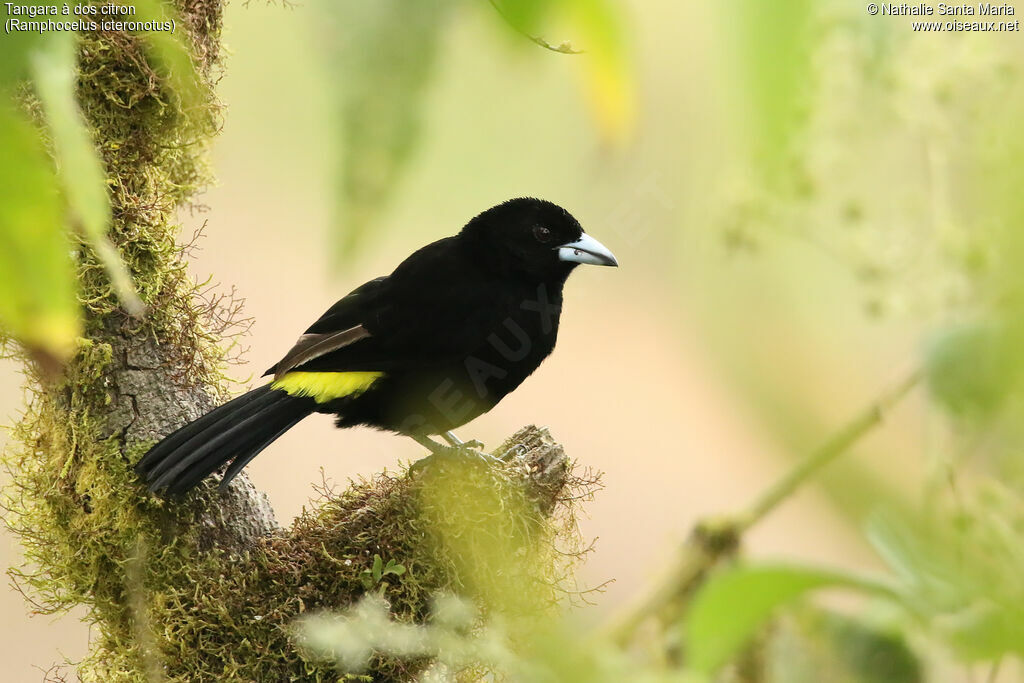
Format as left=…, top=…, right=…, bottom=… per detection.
left=603, top=368, right=923, bottom=647
left=0, top=3, right=590, bottom=680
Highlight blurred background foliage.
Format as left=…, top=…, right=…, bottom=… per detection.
left=314, top=0, right=631, bottom=257
left=2, top=0, right=1024, bottom=680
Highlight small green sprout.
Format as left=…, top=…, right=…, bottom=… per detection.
left=360, top=554, right=407, bottom=590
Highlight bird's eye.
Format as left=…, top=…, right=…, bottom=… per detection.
left=533, top=226, right=553, bottom=243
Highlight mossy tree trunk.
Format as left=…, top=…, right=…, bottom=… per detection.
left=2, top=3, right=579, bottom=680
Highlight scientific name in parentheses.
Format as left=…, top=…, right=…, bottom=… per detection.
left=878, top=2, right=1016, bottom=14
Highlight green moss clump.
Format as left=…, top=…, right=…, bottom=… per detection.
left=17, top=430, right=583, bottom=682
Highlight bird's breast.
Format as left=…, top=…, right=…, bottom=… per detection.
left=459, top=285, right=562, bottom=398
left=337, top=279, right=566, bottom=436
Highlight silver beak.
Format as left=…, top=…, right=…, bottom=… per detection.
left=557, top=233, right=618, bottom=267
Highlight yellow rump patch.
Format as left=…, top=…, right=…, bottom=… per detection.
left=271, top=371, right=383, bottom=404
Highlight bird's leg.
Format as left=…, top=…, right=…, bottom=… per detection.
left=441, top=430, right=485, bottom=451
left=411, top=434, right=450, bottom=453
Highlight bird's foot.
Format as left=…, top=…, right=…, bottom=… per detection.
left=410, top=444, right=502, bottom=474
left=440, top=430, right=485, bottom=451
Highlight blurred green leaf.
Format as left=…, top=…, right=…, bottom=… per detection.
left=818, top=612, right=920, bottom=683
left=301, top=593, right=700, bottom=682
left=30, top=36, right=102, bottom=231
left=0, top=103, right=80, bottom=363
left=722, top=0, right=814, bottom=179
left=971, top=90, right=1024, bottom=415
left=315, top=0, right=632, bottom=260
left=30, top=34, right=144, bottom=316
left=768, top=609, right=921, bottom=683
left=924, top=322, right=1014, bottom=420
left=300, top=594, right=432, bottom=672
left=569, top=0, right=632, bottom=141
left=315, top=0, right=454, bottom=260
left=489, top=0, right=547, bottom=35
left=685, top=564, right=894, bottom=675
left=865, top=503, right=1024, bottom=662
left=489, top=0, right=633, bottom=140
left=942, top=602, right=1024, bottom=662
left=0, top=4, right=51, bottom=89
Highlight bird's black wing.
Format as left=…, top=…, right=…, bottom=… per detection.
left=264, top=237, right=504, bottom=377
left=303, top=276, right=388, bottom=334
left=261, top=276, right=386, bottom=377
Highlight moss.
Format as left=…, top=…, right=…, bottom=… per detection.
left=7, top=426, right=586, bottom=681
left=1, top=2, right=593, bottom=680
left=149, top=434, right=583, bottom=682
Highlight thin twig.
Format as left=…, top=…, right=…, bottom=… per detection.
left=737, top=368, right=923, bottom=532
left=603, top=368, right=923, bottom=645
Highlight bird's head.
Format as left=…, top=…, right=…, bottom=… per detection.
left=461, top=197, right=618, bottom=281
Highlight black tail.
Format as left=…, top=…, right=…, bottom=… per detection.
left=135, top=385, right=313, bottom=495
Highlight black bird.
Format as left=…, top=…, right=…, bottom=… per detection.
left=136, top=198, right=618, bottom=495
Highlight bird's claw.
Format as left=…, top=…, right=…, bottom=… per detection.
left=411, top=444, right=501, bottom=475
